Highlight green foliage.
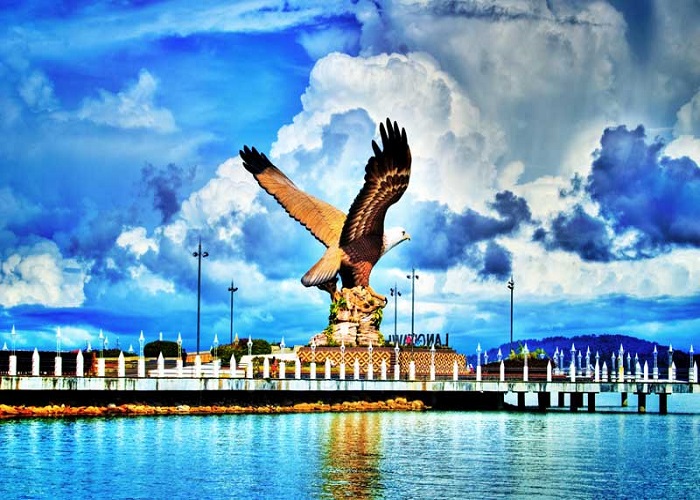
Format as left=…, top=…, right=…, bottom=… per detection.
left=371, top=307, right=383, bottom=328
left=215, top=338, right=272, bottom=366
left=324, top=328, right=339, bottom=347
left=508, top=343, right=547, bottom=361
left=144, top=340, right=184, bottom=358
left=328, top=296, right=348, bottom=322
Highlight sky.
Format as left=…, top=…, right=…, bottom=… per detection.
left=1, top=0, right=700, bottom=356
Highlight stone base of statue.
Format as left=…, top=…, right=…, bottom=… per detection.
left=311, top=286, right=385, bottom=347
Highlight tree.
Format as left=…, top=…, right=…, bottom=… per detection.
left=144, top=340, right=185, bottom=358
left=214, top=338, right=272, bottom=365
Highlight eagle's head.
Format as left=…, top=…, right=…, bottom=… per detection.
left=382, top=227, right=411, bottom=256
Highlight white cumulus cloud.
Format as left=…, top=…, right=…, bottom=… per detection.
left=272, top=51, right=503, bottom=213
left=0, top=240, right=90, bottom=308
left=74, top=69, right=176, bottom=132
left=116, top=226, right=159, bottom=258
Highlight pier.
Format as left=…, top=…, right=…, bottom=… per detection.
left=2, top=359, right=698, bottom=413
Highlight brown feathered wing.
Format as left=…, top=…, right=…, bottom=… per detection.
left=239, top=146, right=346, bottom=248
left=239, top=118, right=411, bottom=290
left=340, top=119, right=411, bottom=247
left=308, top=119, right=411, bottom=288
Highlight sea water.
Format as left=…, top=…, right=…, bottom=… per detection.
left=1, top=395, right=699, bottom=499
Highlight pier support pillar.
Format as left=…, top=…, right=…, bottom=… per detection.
left=517, top=392, right=526, bottom=410
left=587, top=393, right=596, bottom=412
left=570, top=392, right=583, bottom=411
left=659, top=393, right=668, bottom=415
left=637, top=393, right=646, bottom=413
left=558, top=392, right=565, bottom=408
left=496, top=393, right=504, bottom=410
left=621, top=392, right=628, bottom=407
left=537, top=392, right=550, bottom=411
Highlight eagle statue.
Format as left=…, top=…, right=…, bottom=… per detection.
left=239, top=118, right=411, bottom=305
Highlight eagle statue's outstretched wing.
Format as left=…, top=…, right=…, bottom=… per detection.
left=340, top=119, right=411, bottom=247
left=240, top=118, right=411, bottom=294
left=239, top=146, right=346, bottom=248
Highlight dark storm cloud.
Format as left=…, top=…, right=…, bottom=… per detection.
left=490, top=189, right=532, bottom=227
left=407, top=190, right=531, bottom=278
left=541, top=125, right=700, bottom=261
left=540, top=205, right=614, bottom=262
left=141, top=163, right=195, bottom=224
left=429, top=0, right=613, bottom=27
left=588, top=125, right=700, bottom=250
left=480, top=241, right=512, bottom=279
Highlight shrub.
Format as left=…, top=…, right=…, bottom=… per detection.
left=144, top=340, right=185, bottom=358
left=214, top=338, right=272, bottom=365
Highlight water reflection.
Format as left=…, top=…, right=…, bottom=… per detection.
left=321, top=412, right=383, bottom=498
left=2, top=409, right=700, bottom=498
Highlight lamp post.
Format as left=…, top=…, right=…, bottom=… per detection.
left=9, top=325, right=17, bottom=376
left=690, top=344, right=694, bottom=369
left=213, top=333, right=219, bottom=360
left=192, top=237, right=209, bottom=355
left=507, top=276, right=514, bottom=350
left=585, top=347, right=591, bottom=377
left=690, top=345, right=694, bottom=382
left=138, top=330, right=146, bottom=378
left=390, top=283, right=401, bottom=343
left=227, top=280, right=238, bottom=345
left=406, top=268, right=419, bottom=359
left=55, top=327, right=62, bottom=377
left=247, top=335, right=253, bottom=357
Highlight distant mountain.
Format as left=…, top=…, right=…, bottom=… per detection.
left=470, top=334, right=694, bottom=373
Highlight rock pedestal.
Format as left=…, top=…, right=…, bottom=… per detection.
left=311, top=286, right=385, bottom=347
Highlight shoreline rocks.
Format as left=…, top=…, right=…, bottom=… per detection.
left=0, top=398, right=427, bottom=419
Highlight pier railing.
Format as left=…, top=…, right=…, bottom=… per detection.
left=1, top=349, right=698, bottom=385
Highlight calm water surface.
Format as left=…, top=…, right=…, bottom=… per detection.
left=1, top=395, right=699, bottom=499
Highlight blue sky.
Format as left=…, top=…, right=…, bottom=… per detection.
left=1, top=0, right=700, bottom=355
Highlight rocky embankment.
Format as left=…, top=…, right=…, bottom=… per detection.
left=0, top=398, right=426, bottom=419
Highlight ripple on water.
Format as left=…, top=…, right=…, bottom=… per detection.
left=1, top=410, right=699, bottom=499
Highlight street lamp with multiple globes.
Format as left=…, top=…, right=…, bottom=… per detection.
left=227, top=280, right=239, bottom=345
left=390, top=283, right=401, bottom=342
left=192, top=238, right=209, bottom=355
left=507, top=276, right=515, bottom=350
left=406, top=268, right=419, bottom=359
